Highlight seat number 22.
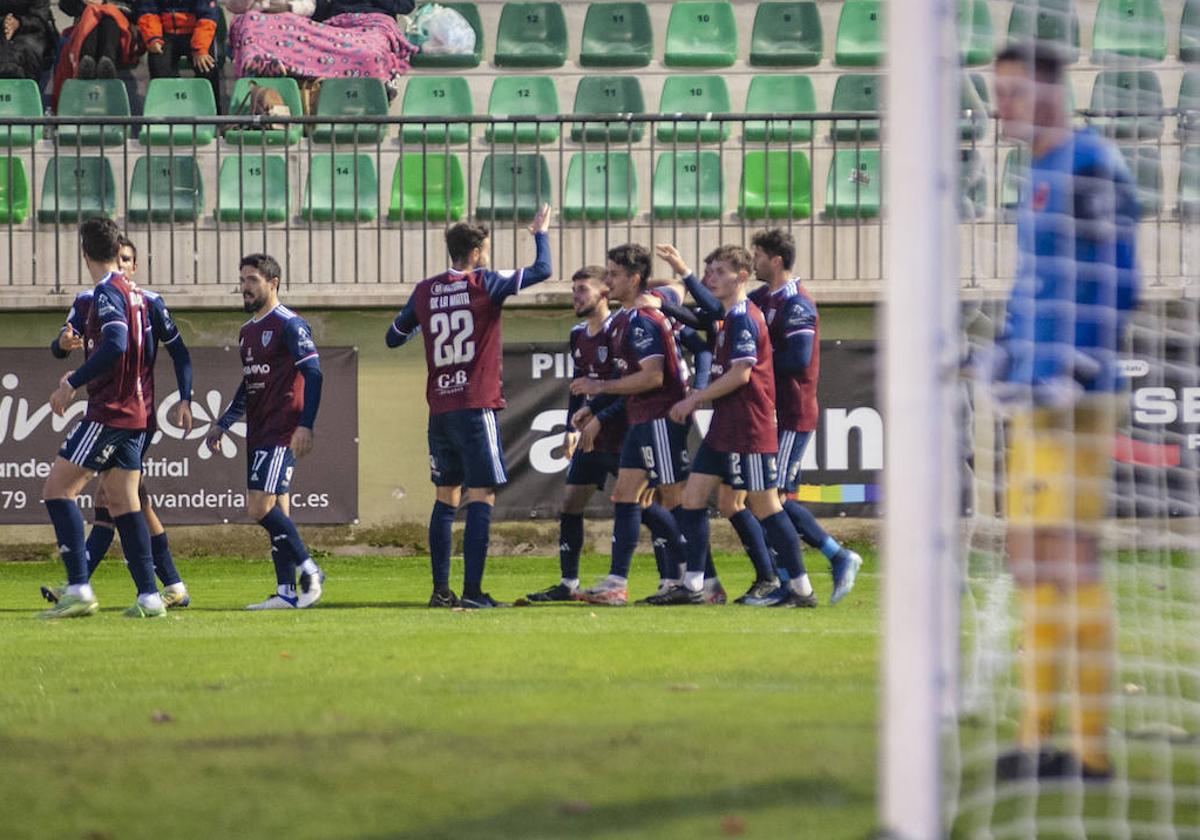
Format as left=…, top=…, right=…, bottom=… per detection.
left=430, top=310, right=476, bottom=367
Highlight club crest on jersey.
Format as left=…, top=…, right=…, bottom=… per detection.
left=597, top=346, right=608, bottom=362
left=261, top=330, right=273, bottom=347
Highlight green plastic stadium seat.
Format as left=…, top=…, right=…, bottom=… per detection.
left=139, top=78, right=216, bottom=146
left=1179, top=145, right=1200, bottom=219
left=835, top=0, right=884, bottom=67
left=744, top=75, right=816, bottom=142
left=1001, top=147, right=1028, bottom=210
left=580, top=2, right=653, bottom=68
left=1119, top=145, right=1161, bottom=217
left=57, top=80, right=129, bottom=147
left=400, top=76, right=472, bottom=145
left=958, top=149, right=986, bottom=218
left=750, top=2, right=822, bottom=67
left=958, top=0, right=994, bottom=66
left=831, top=74, right=881, bottom=141
left=389, top=153, right=465, bottom=222
left=1179, top=71, right=1200, bottom=139
left=1008, top=0, right=1080, bottom=62
left=485, top=76, right=559, bottom=145
left=494, top=2, right=568, bottom=68
left=312, top=78, right=389, bottom=145
left=738, top=150, right=811, bottom=220
left=663, top=2, right=737, bottom=68
left=1092, top=0, right=1166, bottom=62
left=225, top=77, right=303, bottom=146
left=824, top=149, right=881, bottom=219
left=476, top=153, right=551, bottom=222
left=302, top=153, right=378, bottom=222
left=411, top=2, right=483, bottom=68
left=960, top=73, right=990, bottom=141
left=128, top=156, right=204, bottom=223
left=1088, top=70, right=1163, bottom=140
left=0, top=79, right=43, bottom=146
left=571, top=76, right=645, bottom=143
left=652, top=151, right=723, bottom=220
left=0, top=156, right=29, bottom=223
left=1183, top=0, right=1200, bottom=62
left=656, top=75, right=731, bottom=143
left=563, top=151, right=637, bottom=221
left=37, top=156, right=117, bottom=223
left=215, top=155, right=289, bottom=223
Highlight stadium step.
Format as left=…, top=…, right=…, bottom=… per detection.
left=744, top=74, right=816, bottom=142
left=1000, top=147, right=1028, bottom=211
left=652, top=150, right=723, bottom=220
left=663, top=1, right=737, bottom=68
left=1183, top=0, right=1200, bottom=62
left=580, top=2, right=653, bottom=68
left=824, top=149, right=882, bottom=219
left=1119, top=145, right=1162, bottom=217
left=958, top=0, right=995, bottom=66
left=0, top=79, right=43, bottom=146
left=389, top=152, right=465, bottom=222
left=1180, top=70, right=1200, bottom=139
left=400, top=76, right=473, bottom=145
left=656, top=75, right=731, bottom=144
left=128, top=156, right=205, bottom=223
left=1180, top=145, right=1200, bottom=219
left=1088, top=70, right=1163, bottom=140
left=312, top=78, right=390, bottom=145
left=476, top=152, right=551, bottom=221
left=215, top=154, right=289, bottom=223
left=225, top=77, right=303, bottom=147
left=562, top=150, right=637, bottom=222
left=1008, top=0, right=1080, bottom=62
left=494, top=2, right=568, bottom=68
left=37, top=155, right=118, bottom=223
left=750, top=2, right=822, bottom=67
left=302, top=153, right=378, bottom=222
left=570, top=75, right=646, bottom=143
left=831, top=73, right=882, bottom=142
left=835, top=0, right=885, bottom=67
left=1092, top=0, right=1166, bottom=62
left=0, top=156, right=29, bottom=223
left=738, top=150, right=811, bottom=220
left=56, top=79, right=130, bottom=147
left=485, top=75, right=560, bottom=145
left=961, top=73, right=990, bottom=141
left=139, top=78, right=216, bottom=147
left=410, top=2, right=483, bottom=68
left=959, top=149, right=987, bottom=219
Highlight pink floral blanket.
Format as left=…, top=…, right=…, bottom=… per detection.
left=230, top=11, right=415, bottom=82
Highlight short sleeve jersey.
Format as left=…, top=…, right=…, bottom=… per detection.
left=571, top=314, right=626, bottom=453
left=238, top=304, right=320, bottom=449
left=750, top=279, right=820, bottom=433
left=83, top=272, right=150, bottom=430
left=609, top=306, right=689, bottom=425
left=706, top=300, right=777, bottom=453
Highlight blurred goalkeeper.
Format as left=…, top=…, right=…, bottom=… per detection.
left=991, top=41, right=1140, bottom=782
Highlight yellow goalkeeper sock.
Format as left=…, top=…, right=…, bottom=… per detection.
left=1018, top=583, right=1066, bottom=750
left=1072, top=582, right=1114, bottom=774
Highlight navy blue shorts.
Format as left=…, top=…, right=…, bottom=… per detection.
left=59, top=421, right=146, bottom=472
left=566, top=449, right=620, bottom=490
left=247, top=446, right=295, bottom=495
left=618, top=418, right=690, bottom=487
left=428, top=408, right=508, bottom=488
left=692, top=441, right=778, bottom=491
left=776, top=430, right=813, bottom=493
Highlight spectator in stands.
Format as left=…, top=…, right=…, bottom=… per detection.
left=0, top=0, right=57, bottom=80
left=137, top=0, right=220, bottom=100
left=51, top=0, right=143, bottom=106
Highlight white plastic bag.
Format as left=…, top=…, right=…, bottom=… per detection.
left=408, top=3, right=475, bottom=55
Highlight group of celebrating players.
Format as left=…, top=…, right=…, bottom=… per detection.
left=37, top=206, right=860, bottom=618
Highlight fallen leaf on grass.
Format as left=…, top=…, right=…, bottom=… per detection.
left=279, top=651, right=292, bottom=660
left=720, top=815, right=746, bottom=836
left=559, top=800, right=590, bottom=815
left=150, top=710, right=173, bottom=724
left=667, top=683, right=699, bottom=693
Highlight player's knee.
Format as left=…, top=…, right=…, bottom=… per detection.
left=247, top=495, right=276, bottom=521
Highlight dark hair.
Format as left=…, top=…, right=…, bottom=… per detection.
left=240, top=253, right=282, bottom=286
left=995, top=40, right=1068, bottom=85
left=79, top=217, right=121, bottom=263
left=606, top=244, right=651, bottom=290
left=571, top=265, right=609, bottom=288
left=750, top=228, right=795, bottom=271
left=445, top=222, right=490, bottom=264
left=704, top=245, right=753, bottom=275
left=117, top=235, right=137, bottom=264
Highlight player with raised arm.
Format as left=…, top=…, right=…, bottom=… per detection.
left=40, top=217, right=167, bottom=619
left=386, top=205, right=553, bottom=609
left=206, top=254, right=326, bottom=611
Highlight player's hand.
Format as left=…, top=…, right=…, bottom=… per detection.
left=562, top=430, right=580, bottom=460
left=529, top=203, right=552, bottom=235
left=50, top=375, right=75, bottom=416
left=669, top=396, right=697, bottom=425
left=655, top=244, right=690, bottom=278
left=193, top=52, right=216, bottom=73
left=570, top=405, right=593, bottom=431
left=570, top=377, right=602, bottom=397
left=291, top=426, right=314, bottom=458
left=56, top=324, right=83, bottom=353
left=3, top=15, right=19, bottom=39
left=579, top=418, right=600, bottom=453
left=168, top=399, right=194, bottom=434
left=205, top=426, right=226, bottom=452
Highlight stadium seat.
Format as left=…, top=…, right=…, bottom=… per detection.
left=1180, top=71, right=1200, bottom=139
left=824, top=149, right=882, bottom=219
left=743, top=75, right=816, bottom=143
left=1179, top=144, right=1200, bottom=219
left=139, top=78, right=216, bottom=146
left=56, top=80, right=129, bottom=147
left=494, top=2, right=568, bottom=68
left=215, top=154, right=289, bottom=224
left=0, top=79, right=43, bottom=146
left=476, top=153, right=551, bottom=221
left=1119, top=145, right=1161, bottom=217
left=1000, top=147, right=1028, bottom=210
left=302, top=153, right=378, bottom=222
left=312, top=78, right=389, bottom=145
left=831, top=74, right=882, bottom=141
left=835, top=0, right=884, bottom=67
left=571, top=76, right=645, bottom=143
left=656, top=75, right=731, bottom=143
left=485, top=76, right=559, bottom=145
left=1183, top=0, right=1200, bottom=62
left=652, top=151, right=723, bottom=220
left=960, top=73, right=990, bottom=141
left=400, top=76, right=473, bottom=145
left=1007, top=0, right=1080, bottom=61
left=663, top=2, right=737, bottom=68
left=128, top=156, right=204, bottom=223
left=958, top=149, right=987, bottom=218
left=0, top=156, right=28, bottom=223
left=37, top=156, right=118, bottom=223
left=580, top=2, right=653, bottom=67
left=1092, top=0, right=1166, bottom=62
left=563, top=151, right=638, bottom=221
left=749, top=2, right=822, bottom=67
left=225, top=77, right=303, bottom=146
left=958, top=0, right=994, bottom=66
left=738, top=150, right=811, bottom=220
left=1088, top=70, right=1163, bottom=140
left=389, top=153, right=465, bottom=222
left=411, top=2, right=483, bottom=68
